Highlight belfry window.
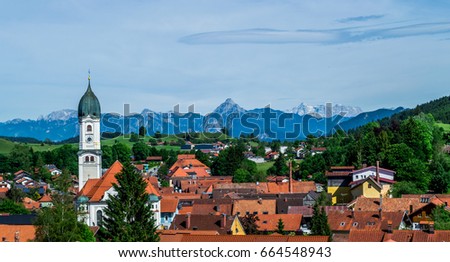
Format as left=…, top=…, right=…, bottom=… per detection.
left=87, top=125, right=92, bottom=132
left=85, top=156, right=90, bottom=162
left=90, top=156, right=95, bottom=162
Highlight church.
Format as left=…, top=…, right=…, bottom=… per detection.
left=76, top=75, right=161, bottom=227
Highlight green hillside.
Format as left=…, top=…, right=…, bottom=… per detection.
left=0, top=139, right=15, bottom=155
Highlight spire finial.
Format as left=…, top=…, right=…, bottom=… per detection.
left=88, top=69, right=91, bottom=81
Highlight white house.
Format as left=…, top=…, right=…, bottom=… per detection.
left=77, top=161, right=161, bottom=228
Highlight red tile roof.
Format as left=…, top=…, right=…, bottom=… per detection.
left=160, top=235, right=329, bottom=242
left=232, top=199, right=276, bottom=216
left=79, top=161, right=160, bottom=202
left=348, top=229, right=385, bottom=242
left=351, top=196, right=427, bottom=213
left=0, top=225, right=36, bottom=242
left=327, top=210, right=404, bottom=232
left=256, top=214, right=302, bottom=232
left=161, top=198, right=179, bottom=213
left=39, top=194, right=52, bottom=203
left=22, top=197, right=40, bottom=210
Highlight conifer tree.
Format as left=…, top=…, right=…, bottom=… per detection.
left=277, top=218, right=285, bottom=235
left=99, top=161, right=159, bottom=242
left=34, top=170, right=95, bottom=242
left=310, top=204, right=331, bottom=238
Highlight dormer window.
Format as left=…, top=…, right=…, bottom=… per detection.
left=340, top=222, right=345, bottom=226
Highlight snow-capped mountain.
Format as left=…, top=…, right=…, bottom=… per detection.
left=38, top=109, right=78, bottom=122
left=289, top=103, right=363, bottom=117
left=213, top=98, right=247, bottom=116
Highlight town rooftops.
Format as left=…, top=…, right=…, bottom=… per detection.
left=256, top=214, right=302, bottom=232
left=0, top=225, right=36, bottom=242
left=160, top=235, right=329, bottom=242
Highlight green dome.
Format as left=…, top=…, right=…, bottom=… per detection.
left=78, top=80, right=101, bottom=118
left=148, top=194, right=160, bottom=203
left=77, top=195, right=89, bottom=204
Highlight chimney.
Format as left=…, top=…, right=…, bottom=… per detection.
left=409, top=205, right=413, bottom=214
left=186, top=213, right=191, bottom=229
left=376, top=161, right=380, bottom=184
left=387, top=220, right=393, bottom=233
left=351, top=208, right=355, bottom=219
left=429, top=222, right=435, bottom=234
left=221, top=213, right=227, bottom=228
left=289, top=160, right=293, bottom=194
left=379, top=194, right=383, bottom=219
left=14, top=231, right=19, bottom=242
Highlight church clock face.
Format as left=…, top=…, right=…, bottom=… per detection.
left=86, top=135, right=94, bottom=144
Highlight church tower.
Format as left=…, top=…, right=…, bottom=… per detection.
left=78, top=75, right=102, bottom=191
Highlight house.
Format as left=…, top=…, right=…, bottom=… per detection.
left=39, top=194, right=53, bottom=208
left=310, top=147, right=326, bottom=155
left=326, top=163, right=395, bottom=204
left=22, top=197, right=40, bottom=211
left=77, top=161, right=161, bottom=228
left=265, top=152, right=279, bottom=160
left=168, top=155, right=211, bottom=182
left=169, top=214, right=246, bottom=235
left=160, top=198, right=179, bottom=230
left=256, top=214, right=303, bottom=233
left=43, top=164, right=62, bottom=176
left=232, top=199, right=276, bottom=216
left=326, top=166, right=355, bottom=204
left=327, top=209, right=407, bottom=242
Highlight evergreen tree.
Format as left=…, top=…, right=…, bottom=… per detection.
left=99, top=161, right=159, bottom=242
left=277, top=218, right=285, bottom=235
left=432, top=205, right=450, bottom=230
left=310, top=204, right=331, bottom=237
left=34, top=170, right=95, bottom=242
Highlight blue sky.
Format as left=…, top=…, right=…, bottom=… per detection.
left=1, top=0, right=450, bottom=121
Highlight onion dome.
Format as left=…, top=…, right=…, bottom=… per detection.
left=78, top=78, right=101, bottom=119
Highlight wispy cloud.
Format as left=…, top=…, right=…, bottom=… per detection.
left=179, top=22, right=450, bottom=45
left=338, top=14, right=385, bottom=23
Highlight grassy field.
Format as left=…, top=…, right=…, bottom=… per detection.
left=256, top=161, right=274, bottom=174
left=436, top=122, right=450, bottom=133
left=0, top=139, right=15, bottom=155
left=0, top=136, right=182, bottom=155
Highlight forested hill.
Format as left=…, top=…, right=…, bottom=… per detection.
left=389, top=96, right=450, bottom=124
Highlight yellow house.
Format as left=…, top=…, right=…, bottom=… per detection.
left=350, top=176, right=385, bottom=199
left=326, top=166, right=355, bottom=205
left=230, top=216, right=246, bottom=235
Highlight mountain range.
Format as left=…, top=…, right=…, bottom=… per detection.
left=0, top=99, right=403, bottom=142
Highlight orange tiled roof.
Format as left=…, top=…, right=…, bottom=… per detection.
left=256, top=214, right=302, bottom=232
left=192, top=203, right=233, bottom=215
left=0, top=225, right=36, bottom=242
left=160, top=235, right=329, bottom=242
left=232, top=199, right=276, bottom=216
left=39, top=194, right=52, bottom=203
left=351, top=196, right=427, bottom=213
left=161, top=198, right=179, bottom=213
left=22, top=197, right=40, bottom=210
left=349, top=229, right=385, bottom=242
left=168, top=155, right=210, bottom=178
left=327, top=210, right=404, bottom=232
left=80, top=161, right=161, bottom=202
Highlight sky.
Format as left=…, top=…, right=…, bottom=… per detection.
left=1, top=0, right=450, bottom=121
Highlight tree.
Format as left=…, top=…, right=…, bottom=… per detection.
left=139, top=126, right=147, bottom=137
left=129, top=132, right=140, bottom=143
left=310, top=204, right=331, bottom=237
left=132, top=141, right=149, bottom=161
left=112, top=142, right=131, bottom=163
left=429, top=156, right=450, bottom=194
left=267, top=154, right=288, bottom=176
left=391, top=181, right=422, bottom=198
left=9, top=144, right=33, bottom=172
left=0, top=199, right=30, bottom=215
left=396, top=158, right=430, bottom=191
left=34, top=170, right=95, bottom=242
left=239, top=214, right=259, bottom=235
left=6, top=183, right=25, bottom=203
left=233, top=168, right=251, bottom=183
left=102, top=145, right=114, bottom=168
left=432, top=205, right=450, bottom=230
left=277, top=218, right=285, bottom=235
left=99, top=161, right=159, bottom=242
